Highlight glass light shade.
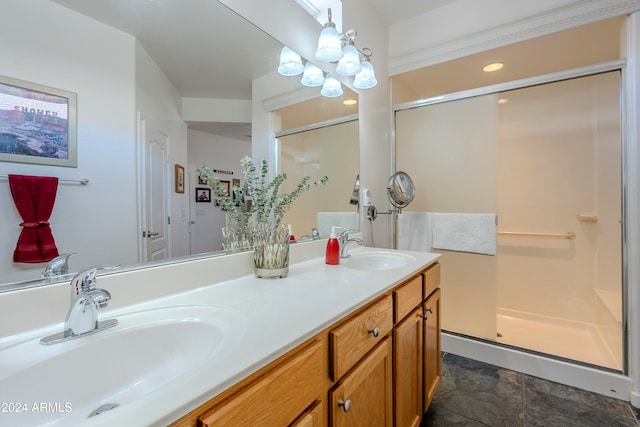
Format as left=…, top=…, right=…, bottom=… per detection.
left=278, top=46, right=304, bottom=76
left=315, top=25, right=344, bottom=63
left=301, top=62, right=325, bottom=87
left=336, top=44, right=362, bottom=76
left=353, top=60, right=377, bottom=89
left=320, top=76, right=343, bottom=97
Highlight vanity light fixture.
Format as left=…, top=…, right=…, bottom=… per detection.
left=320, top=76, right=343, bottom=97
left=300, top=61, right=325, bottom=87
left=278, top=46, right=304, bottom=76
left=278, top=7, right=376, bottom=98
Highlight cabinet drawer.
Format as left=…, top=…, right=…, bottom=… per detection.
left=330, top=295, right=393, bottom=380
left=199, top=340, right=323, bottom=427
left=394, top=275, right=423, bottom=323
left=423, top=262, right=441, bottom=298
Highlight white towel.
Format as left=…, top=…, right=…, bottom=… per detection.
left=432, top=213, right=496, bottom=255
left=317, top=212, right=360, bottom=236
left=397, top=212, right=432, bottom=252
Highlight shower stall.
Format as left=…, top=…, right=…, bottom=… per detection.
left=394, top=68, right=624, bottom=372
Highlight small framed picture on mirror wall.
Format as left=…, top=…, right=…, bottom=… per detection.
left=175, top=164, right=185, bottom=193
left=195, top=187, right=211, bottom=203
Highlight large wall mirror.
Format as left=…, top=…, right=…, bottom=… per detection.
left=0, top=0, right=359, bottom=290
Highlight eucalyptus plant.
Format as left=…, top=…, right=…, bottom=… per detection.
left=197, top=156, right=328, bottom=234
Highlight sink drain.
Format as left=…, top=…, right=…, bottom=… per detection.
left=89, top=403, right=119, bottom=418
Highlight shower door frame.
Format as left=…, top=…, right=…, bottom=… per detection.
left=391, top=59, right=629, bottom=376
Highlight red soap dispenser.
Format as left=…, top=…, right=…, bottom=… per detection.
left=326, top=226, right=340, bottom=265
left=288, top=224, right=296, bottom=242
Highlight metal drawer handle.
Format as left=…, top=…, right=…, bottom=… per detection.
left=338, top=399, right=351, bottom=412
left=368, top=327, right=379, bottom=337
left=419, top=307, right=433, bottom=319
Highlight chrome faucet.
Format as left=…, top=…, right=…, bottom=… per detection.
left=339, top=229, right=364, bottom=258
left=40, top=266, right=119, bottom=345
left=42, top=252, right=76, bottom=278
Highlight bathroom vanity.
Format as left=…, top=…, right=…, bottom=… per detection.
left=0, top=240, right=440, bottom=427
left=169, top=250, right=441, bottom=427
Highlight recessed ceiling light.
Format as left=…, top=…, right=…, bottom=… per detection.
left=483, top=63, right=504, bottom=72
left=343, top=99, right=357, bottom=106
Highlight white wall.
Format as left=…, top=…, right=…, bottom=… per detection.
left=187, top=129, right=251, bottom=252
left=0, top=1, right=138, bottom=283
left=135, top=42, right=190, bottom=259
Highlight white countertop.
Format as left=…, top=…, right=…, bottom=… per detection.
left=1, top=246, right=439, bottom=427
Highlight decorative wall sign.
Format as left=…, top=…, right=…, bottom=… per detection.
left=0, top=75, right=77, bottom=167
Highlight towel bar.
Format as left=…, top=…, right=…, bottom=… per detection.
left=0, top=175, right=89, bottom=185
left=497, top=231, right=575, bottom=240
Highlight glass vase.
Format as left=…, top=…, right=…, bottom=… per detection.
left=253, top=222, right=290, bottom=278
left=221, top=222, right=253, bottom=253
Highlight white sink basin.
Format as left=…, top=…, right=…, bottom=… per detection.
left=0, top=305, right=246, bottom=426
left=343, top=250, right=415, bottom=270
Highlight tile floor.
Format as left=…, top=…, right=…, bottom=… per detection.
left=421, top=353, right=640, bottom=427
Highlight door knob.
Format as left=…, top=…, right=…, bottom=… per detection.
left=146, top=231, right=160, bottom=238
left=338, top=399, right=351, bottom=412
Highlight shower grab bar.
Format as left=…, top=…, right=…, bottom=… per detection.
left=497, top=231, right=576, bottom=240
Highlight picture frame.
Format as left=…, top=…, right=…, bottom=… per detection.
left=198, top=176, right=207, bottom=185
left=0, top=75, right=77, bottom=167
left=195, top=187, right=211, bottom=203
left=175, top=164, right=185, bottom=193
left=220, top=180, right=230, bottom=196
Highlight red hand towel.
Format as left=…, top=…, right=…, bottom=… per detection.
left=8, top=174, right=60, bottom=263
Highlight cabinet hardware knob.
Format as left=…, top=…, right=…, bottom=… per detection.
left=368, top=327, right=379, bottom=337
left=338, top=399, right=351, bottom=412
left=419, top=312, right=428, bottom=319
left=426, top=307, right=434, bottom=314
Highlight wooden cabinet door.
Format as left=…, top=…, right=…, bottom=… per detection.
left=423, top=288, right=441, bottom=411
left=290, top=400, right=324, bottom=427
left=394, top=308, right=424, bottom=427
left=330, top=337, right=393, bottom=427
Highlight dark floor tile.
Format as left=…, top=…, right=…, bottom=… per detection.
left=524, top=388, right=639, bottom=427
left=421, top=402, right=490, bottom=426
left=632, top=404, right=640, bottom=420
left=431, top=353, right=524, bottom=427
left=524, top=375, right=638, bottom=424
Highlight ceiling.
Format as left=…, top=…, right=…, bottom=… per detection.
left=51, top=0, right=455, bottom=100
left=51, top=0, right=456, bottom=140
left=49, top=1, right=620, bottom=139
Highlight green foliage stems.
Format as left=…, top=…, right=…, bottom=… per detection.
left=197, top=156, right=328, bottom=230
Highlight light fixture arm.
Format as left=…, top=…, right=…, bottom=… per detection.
left=339, top=29, right=373, bottom=61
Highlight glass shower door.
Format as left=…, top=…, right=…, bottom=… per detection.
left=395, top=70, right=622, bottom=370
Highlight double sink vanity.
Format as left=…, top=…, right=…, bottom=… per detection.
left=0, top=238, right=440, bottom=426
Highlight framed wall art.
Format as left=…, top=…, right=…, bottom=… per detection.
left=195, top=187, right=211, bottom=203
left=175, top=164, right=185, bottom=193
left=0, top=75, right=78, bottom=167
left=220, top=180, right=230, bottom=196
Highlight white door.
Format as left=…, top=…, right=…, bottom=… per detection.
left=141, top=117, right=169, bottom=261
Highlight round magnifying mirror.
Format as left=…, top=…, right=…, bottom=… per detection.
left=387, top=171, right=415, bottom=209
